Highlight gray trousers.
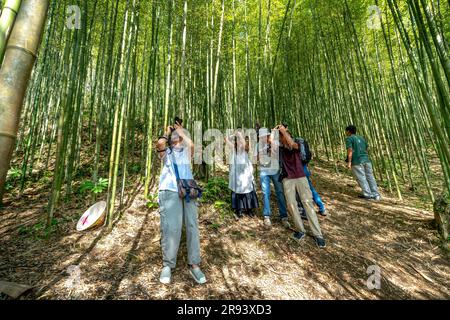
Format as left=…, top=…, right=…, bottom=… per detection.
left=158, top=190, right=201, bottom=268
left=351, top=162, right=380, bottom=198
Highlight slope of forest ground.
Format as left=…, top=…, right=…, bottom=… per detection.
left=0, top=160, right=449, bottom=300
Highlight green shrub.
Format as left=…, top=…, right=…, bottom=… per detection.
left=146, top=193, right=159, bottom=209
left=4, top=181, right=13, bottom=191
left=79, top=178, right=109, bottom=194
left=130, top=163, right=142, bottom=175
left=201, top=177, right=229, bottom=203
left=18, top=218, right=59, bottom=240
left=214, top=200, right=233, bottom=220
left=4, top=167, right=22, bottom=191
left=7, top=167, right=22, bottom=180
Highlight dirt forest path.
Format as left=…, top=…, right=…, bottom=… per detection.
left=0, top=161, right=449, bottom=300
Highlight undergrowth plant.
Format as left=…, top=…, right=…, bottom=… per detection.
left=79, top=178, right=109, bottom=195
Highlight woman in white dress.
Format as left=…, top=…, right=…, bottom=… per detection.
left=225, top=129, right=259, bottom=218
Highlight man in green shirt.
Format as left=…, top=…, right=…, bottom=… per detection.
left=345, top=125, right=381, bottom=201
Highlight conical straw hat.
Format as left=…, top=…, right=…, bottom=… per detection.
left=76, top=201, right=107, bottom=231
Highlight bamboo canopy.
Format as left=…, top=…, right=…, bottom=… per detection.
left=0, top=0, right=49, bottom=201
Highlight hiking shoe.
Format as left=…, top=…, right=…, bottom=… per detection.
left=234, top=211, right=244, bottom=220
left=358, top=195, right=373, bottom=200
left=314, top=237, right=326, bottom=249
left=292, top=231, right=306, bottom=242
left=264, top=217, right=272, bottom=228
left=319, top=209, right=328, bottom=217
left=372, top=195, right=381, bottom=201
left=159, top=266, right=171, bottom=284
left=189, top=267, right=207, bottom=284
left=281, top=217, right=291, bottom=229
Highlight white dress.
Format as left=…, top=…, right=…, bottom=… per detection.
left=228, top=149, right=255, bottom=194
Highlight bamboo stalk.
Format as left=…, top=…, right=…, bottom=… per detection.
left=0, top=0, right=21, bottom=65
left=0, top=0, right=49, bottom=203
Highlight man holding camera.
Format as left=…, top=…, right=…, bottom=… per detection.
left=276, top=124, right=326, bottom=249
left=257, top=127, right=290, bottom=228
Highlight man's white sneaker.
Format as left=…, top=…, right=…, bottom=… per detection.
left=264, top=217, right=272, bottom=228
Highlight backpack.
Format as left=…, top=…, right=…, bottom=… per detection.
left=296, top=138, right=312, bottom=164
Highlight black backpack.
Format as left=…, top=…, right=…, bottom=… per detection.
left=296, top=138, right=312, bottom=164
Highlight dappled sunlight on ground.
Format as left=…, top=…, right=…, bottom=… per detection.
left=0, top=161, right=449, bottom=299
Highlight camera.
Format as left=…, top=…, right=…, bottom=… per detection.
left=170, top=117, right=183, bottom=132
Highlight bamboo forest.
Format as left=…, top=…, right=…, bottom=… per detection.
left=0, top=0, right=449, bottom=301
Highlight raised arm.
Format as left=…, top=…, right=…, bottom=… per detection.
left=235, top=130, right=246, bottom=149
left=157, top=126, right=173, bottom=158
left=278, top=125, right=299, bottom=150
left=224, top=134, right=235, bottom=149
left=174, top=123, right=194, bottom=157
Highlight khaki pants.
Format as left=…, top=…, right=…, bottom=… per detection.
left=283, top=177, right=323, bottom=237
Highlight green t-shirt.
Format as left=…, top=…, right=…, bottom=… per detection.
left=345, top=135, right=370, bottom=165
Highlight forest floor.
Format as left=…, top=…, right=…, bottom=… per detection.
left=0, top=160, right=449, bottom=300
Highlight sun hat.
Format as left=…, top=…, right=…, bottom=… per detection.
left=76, top=201, right=106, bottom=231
left=259, top=128, right=270, bottom=137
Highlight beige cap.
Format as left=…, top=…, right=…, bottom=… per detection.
left=259, top=128, right=270, bottom=137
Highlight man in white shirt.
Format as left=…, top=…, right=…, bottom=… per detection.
left=257, top=128, right=290, bottom=229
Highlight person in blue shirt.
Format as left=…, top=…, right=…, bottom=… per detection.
left=298, top=162, right=328, bottom=217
